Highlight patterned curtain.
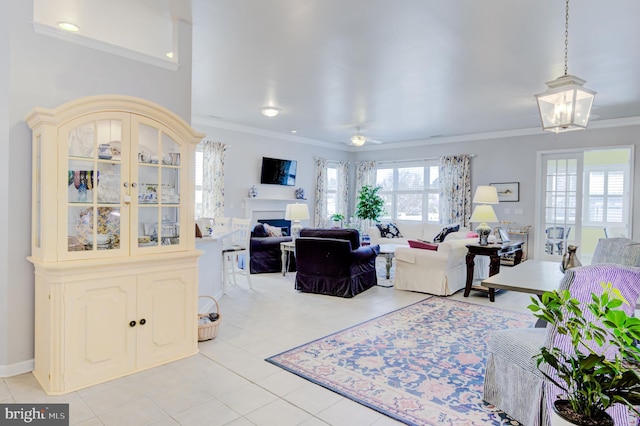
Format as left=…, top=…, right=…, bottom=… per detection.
left=355, top=160, right=377, bottom=196
left=202, top=140, right=226, bottom=217
left=336, top=161, right=350, bottom=219
left=314, top=157, right=328, bottom=227
left=438, top=155, right=472, bottom=227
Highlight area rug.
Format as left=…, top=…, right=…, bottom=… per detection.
left=266, top=297, right=535, bottom=425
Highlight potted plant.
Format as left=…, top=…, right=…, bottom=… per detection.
left=330, top=213, right=344, bottom=228
left=354, top=185, right=385, bottom=230
left=528, top=282, right=640, bottom=425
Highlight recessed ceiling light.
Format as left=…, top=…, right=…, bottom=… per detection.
left=166, top=52, right=174, bottom=59
left=290, top=129, right=297, bottom=134
left=261, top=106, right=281, bottom=117
left=57, top=21, right=79, bottom=32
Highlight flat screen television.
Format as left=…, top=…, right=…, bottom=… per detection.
left=260, top=157, right=297, bottom=186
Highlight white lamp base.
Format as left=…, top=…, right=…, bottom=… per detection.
left=291, top=220, right=302, bottom=241
left=476, top=223, right=492, bottom=246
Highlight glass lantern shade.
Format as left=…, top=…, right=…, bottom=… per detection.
left=536, top=75, right=596, bottom=133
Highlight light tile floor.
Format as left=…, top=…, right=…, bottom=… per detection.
left=1, top=263, right=534, bottom=425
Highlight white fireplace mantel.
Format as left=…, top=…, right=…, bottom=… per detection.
left=243, top=198, right=308, bottom=223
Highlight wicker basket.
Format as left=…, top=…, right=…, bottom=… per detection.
left=198, top=295, right=221, bottom=342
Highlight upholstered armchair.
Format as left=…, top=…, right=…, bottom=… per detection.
left=591, top=237, right=640, bottom=266
left=294, top=228, right=380, bottom=298
left=483, top=264, right=640, bottom=426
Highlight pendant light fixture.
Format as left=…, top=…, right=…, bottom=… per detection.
left=351, top=127, right=366, bottom=147
left=535, top=0, right=596, bottom=133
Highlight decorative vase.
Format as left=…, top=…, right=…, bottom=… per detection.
left=560, top=244, right=582, bottom=273
left=248, top=185, right=258, bottom=198
left=295, top=187, right=305, bottom=199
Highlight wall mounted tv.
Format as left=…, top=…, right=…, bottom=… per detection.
left=260, top=157, right=297, bottom=186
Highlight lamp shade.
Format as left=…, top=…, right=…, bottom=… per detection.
left=470, top=205, right=499, bottom=224
left=535, top=75, right=596, bottom=133
left=473, top=186, right=499, bottom=204
left=285, top=203, right=309, bottom=221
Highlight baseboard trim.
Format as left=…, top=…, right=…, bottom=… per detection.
left=0, top=359, right=34, bottom=378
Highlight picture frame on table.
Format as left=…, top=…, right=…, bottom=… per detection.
left=490, top=182, right=519, bottom=202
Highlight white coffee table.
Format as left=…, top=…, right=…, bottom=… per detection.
left=280, top=240, right=295, bottom=276
left=378, top=244, right=408, bottom=279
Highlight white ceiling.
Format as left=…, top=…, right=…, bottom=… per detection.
left=32, top=1, right=640, bottom=147
left=191, top=0, right=640, bottom=147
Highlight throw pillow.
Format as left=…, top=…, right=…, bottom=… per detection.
left=376, top=222, right=403, bottom=238
left=433, top=224, right=460, bottom=243
left=264, top=223, right=283, bottom=237
left=408, top=240, right=438, bottom=250
left=466, top=231, right=479, bottom=238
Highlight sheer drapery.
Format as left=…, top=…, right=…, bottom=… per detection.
left=438, top=155, right=471, bottom=227
left=314, top=157, right=328, bottom=227
left=336, top=161, right=350, bottom=220
left=202, top=140, right=226, bottom=218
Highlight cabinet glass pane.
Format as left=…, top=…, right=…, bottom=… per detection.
left=96, top=120, right=122, bottom=160
left=161, top=133, right=180, bottom=166
left=68, top=160, right=96, bottom=203
left=35, top=134, right=42, bottom=248
left=160, top=207, right=180, bottom=245
left=97, top=163, right=121, bottom=204
left=138, top=165, right=159, bottom=204
left=161, top=168, right=180, bottom=204
left=139, top=207, right=159, bottom=248
left=138, top=124, right=159, bottom=164
left=68, top=123, right=96, bottom=158
left=68, top=206, right=120, bottom=251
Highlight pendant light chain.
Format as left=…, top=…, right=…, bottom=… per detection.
left=564, top=0, right=569, bottom=76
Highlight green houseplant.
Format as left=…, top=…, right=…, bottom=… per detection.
left=354, top=185, right=385, bottom=228
left=528, top=282, right=640, bottom=425
left=330, top=213, right=344, bottom=228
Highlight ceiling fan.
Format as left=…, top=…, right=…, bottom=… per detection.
left=350, top=127, right=383, bottom=147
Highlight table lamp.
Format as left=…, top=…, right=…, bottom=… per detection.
left=471, top=185, right=500, bottom=245
left=285, top=203, right=309, bottom=241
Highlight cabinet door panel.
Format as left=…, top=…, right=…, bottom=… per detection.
left=137, top=269, right=197, bottom=368
left=64, top=277, right=137, bottom=390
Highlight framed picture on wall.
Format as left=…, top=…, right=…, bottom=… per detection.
left=490, top=182, right=519, bottom=202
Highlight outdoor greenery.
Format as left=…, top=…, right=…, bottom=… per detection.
left=355, top=185, right=385, bottom=222
left=528, top=282, right=640, bottom=424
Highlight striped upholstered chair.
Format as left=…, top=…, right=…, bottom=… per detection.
left=591, top=237, right=640, bottom=266
left=483, top=264, right=640, bottom=426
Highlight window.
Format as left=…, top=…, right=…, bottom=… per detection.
left=375, top=162, right=439, bottom=222
left=583, top=167, right=627, bottom=226
left=326, top=165, right=338, bottom=217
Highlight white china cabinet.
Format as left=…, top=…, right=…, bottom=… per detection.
left=26, top=95, right=204, bottom=394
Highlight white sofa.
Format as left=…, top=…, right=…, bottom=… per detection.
left=367, top=221, right=490, bottom=296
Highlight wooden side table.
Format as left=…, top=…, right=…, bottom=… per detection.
left=464, top=242, right=523, bottom=302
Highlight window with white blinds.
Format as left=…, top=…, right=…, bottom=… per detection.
left=584, top=167, right=626, bottom=225
left=376, top=162, right=439, bottom=222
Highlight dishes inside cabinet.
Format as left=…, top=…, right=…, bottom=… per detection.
left=109, top=141, right=121, bottom=160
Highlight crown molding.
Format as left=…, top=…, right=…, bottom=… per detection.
left=191, top=115, right=640, bottom=152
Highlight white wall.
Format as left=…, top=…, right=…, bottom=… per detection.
left=0, top=0, right=193, bottom=375
left=191, top=122, right=351, bottom=223
left=352, top=124, right=640, bottom=257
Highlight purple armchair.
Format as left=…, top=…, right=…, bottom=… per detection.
left=294, top=228, right=380, bottom=298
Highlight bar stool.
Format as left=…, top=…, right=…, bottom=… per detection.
left=221, top=218, right=252, bottom=292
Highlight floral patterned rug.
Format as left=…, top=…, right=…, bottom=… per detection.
left=266, top=297, right=534, bottom=425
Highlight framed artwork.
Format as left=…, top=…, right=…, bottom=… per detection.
left=490, top=182, right=519, bottom=202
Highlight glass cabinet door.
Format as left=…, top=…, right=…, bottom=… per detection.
left=64, top=116, right=128, bottom=257
left=133, top=120, right=184, bottom=252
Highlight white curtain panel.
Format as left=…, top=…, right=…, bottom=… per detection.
left=314, top=157, right=328, bottom=227
left=355, top=160, right=377, bottom=195
left=438, top=155, right=471, bottom=227
left=202, top=140, right=227, bottom=218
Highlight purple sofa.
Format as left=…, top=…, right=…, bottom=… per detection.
left=294, top=228, right=380, bottom=298
left=250, top=222, right=295, bottom=274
